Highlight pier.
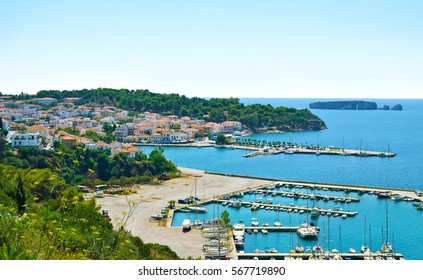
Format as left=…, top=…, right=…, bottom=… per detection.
left=242, top=146, right=396, bottom=158
left=236, top=252, right=405, bottom=260
left=204, top=171, right=423, bottom=203
left=136, top=142, right=396, bottom=158
left=210, top=199, right=359, bottom=217
left=251, top=189, right=360, bottom=203
left=243, top=226, right=319, bottom=232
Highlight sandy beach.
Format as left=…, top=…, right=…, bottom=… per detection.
left=96, top=167, right=273, bottom=259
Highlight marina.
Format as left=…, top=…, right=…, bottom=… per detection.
left=171, top=174, right=423, bottom=260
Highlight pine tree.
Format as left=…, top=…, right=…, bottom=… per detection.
left=16, top=175, right=26, bottom=214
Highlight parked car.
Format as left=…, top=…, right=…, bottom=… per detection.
left=96, top=191, right=105, bottom=198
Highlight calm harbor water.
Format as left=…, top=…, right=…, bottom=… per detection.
left=140, top=98, right=423, bottom=259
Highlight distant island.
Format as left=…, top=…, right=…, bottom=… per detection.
left=309, top=101, right=403, bottom=111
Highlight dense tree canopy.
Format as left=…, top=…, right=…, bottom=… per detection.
left=2, top=145, right=177, bottom=186
left=0, top=166, right=179, bottom=260
left=0, top=147, right=180, bottom=260
left=36, top=88, right=326, bottom=131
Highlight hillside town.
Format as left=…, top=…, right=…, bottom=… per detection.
left=0, top=96, right=245, bottom=157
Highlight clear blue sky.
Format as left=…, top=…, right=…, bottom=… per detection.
left=1, top=0, right=422, bottom=98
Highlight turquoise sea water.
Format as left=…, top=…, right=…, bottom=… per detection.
left=140, top=98, right=423, bottom=259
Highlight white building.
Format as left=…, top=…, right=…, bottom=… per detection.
left=26, top=125, right=49, bottom=139
left=114, top=125, right=128, bottom=142
left=32, top=97, right=58, bottom=106
left=10, top=133, right=41, bottom=148
left=220, top=121, right=242, bottom=133
left=87, top=141, right=110, bottom=151
left=170, top=132, right=188, bottom=142
left=112, top=145, right=142, bottom=158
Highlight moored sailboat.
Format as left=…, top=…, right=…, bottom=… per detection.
left=381, top=201, right=394, bottom=253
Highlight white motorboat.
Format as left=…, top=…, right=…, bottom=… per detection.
left=234, top=235, right=244, bottom=247
left=201, top=232, right=230, bottom=239
left=251, top=217, right=259, bottom=227
left=202, top=227, right=226, bottom=233
left=273, top=220, right=282, bottom=227
left=203, top=239, right=229, bottom=247
left=187, top=206, right=208, bottom=213
left=297, top=222, right=318, bottom=239
left=232, top=222, right=245, bottom=239
left=266, top=247, right=278, bottom=253
left=193, top=219, right=203, bottom=227
left=297, top=227, right=318, bottom=239
left=310, top=207, right=320, bottom=219
left=361, top=244, right=371, bottom=253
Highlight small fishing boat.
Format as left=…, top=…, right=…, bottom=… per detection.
left=390, top=194, right=404, bottom=201
left=313, top=244, right=323, bottom=253
left=251, top=217, right=259, bottom=227
left=273, top=220, right=282, bottom=227
left=295, top=244, right=304, bottom=253
left=265, top=247, right=278, bottom=253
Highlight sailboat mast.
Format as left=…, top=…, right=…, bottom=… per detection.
left=363, top=215, right=367, bottom=246
left=217, top=200, right=221, bottom=257
left=194, top=178, right=197, bottom=200
left=386, top=201, right=389, bottom=244
left=327, top=216, right=330, bottom=253
left=289, top=214, right=293, bottom=251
